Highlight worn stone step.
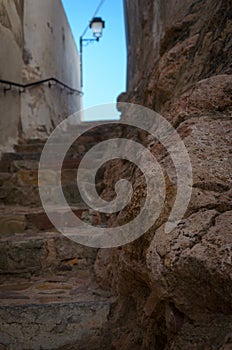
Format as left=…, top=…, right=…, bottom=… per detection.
left=0, top=151, right=105, bottom=174
left=14, top=141, right=99, bottom=155
left=64, top=120, right=121, bottom=136
left=0, top=180, right=104, bottom=207
left=1, top=145, right=106, bottom=162
left=0, top=163, right=105, bottom=208
left=0, top=159, right=38, bottom=173
left=1, top=150, right=78, bottom=162
left=0, top=158, right=83, bottom=173
left=0, top=168, right=104, bottom=186
left=42, top=123, right=122, bottom=146
left=0, top=183, right=82, bottom=206
left=0, top=170, right=105, bottom=188
left=12, top=122, right=120, bottom=153
left=19, top=120, right=119, bottom=141
left=0, top=273, right=114, bottom=350
left=0, top=184, right=41, bottom=206
left=1, top=152, right=41, bottom=161
left=0, top=204, right=102, bottom=234
left=0, top=298, right=112, bottom=350
left=0, top=160, right=11, bottom=173
left=0, top=158, right=104, bottom=182
left=0, top=231, right=98, bottom=276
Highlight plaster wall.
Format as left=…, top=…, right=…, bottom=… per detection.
left=0, top=0, right=24, bottom=152
left=0, top=0, right=81, bottom=151
left=22, top=0, right=81, bottom=139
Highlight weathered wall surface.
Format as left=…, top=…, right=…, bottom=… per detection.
left=21, top=0, right=81, bottom=139
left=0, top=0, right=24, bottom=152
left=122, top=0, right=232, bottom=112
left=0, top=0, right=81, bottom=152
left=96, top=0, right=232, bottom=349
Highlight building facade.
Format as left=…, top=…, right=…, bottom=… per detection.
left=0, top=0, right=82, bottom=152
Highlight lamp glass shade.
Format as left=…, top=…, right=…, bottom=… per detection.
left=90, top=17, right=105, bottom=38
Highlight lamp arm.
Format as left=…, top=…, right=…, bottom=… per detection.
left=81, top=38, right=98, bottom=42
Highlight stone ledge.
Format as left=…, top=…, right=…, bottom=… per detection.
left=0, top=299, right=112, bottom=350
left=0, top=231, right=98, bottom=275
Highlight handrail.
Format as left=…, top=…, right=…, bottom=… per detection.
left=0, top=77, right=83, bottom=95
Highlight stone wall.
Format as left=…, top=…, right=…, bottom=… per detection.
left=0, top=0, right=81, bottom=152
left=96, top=0, right=232, bottom=349
left=122, top=0, right=232, bottom=112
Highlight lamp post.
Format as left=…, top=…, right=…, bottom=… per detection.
left=80, top=17, right=105, bottom=88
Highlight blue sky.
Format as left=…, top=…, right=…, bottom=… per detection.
left=61, top=0, right=126, bottom=120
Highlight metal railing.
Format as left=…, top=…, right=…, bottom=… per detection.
left=0, top=77, right=83, bottom=95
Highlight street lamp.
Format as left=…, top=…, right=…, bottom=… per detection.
left=80, top=17, right=105, bottom=88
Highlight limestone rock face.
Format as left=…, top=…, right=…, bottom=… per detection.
left=95, top=0, right=232, bottom=348
left=122, top=0, right=232, bottom=112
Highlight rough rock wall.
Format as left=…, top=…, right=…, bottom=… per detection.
left=95, top=0, right=232, bottom=349
left=0, top=0, right=81, bottom=152
left=122, top=0, right=232, bottom=112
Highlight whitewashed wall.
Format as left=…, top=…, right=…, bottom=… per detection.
left=0, top=0, right=82, bottom=152
left=0, top=0, right=24, bottom=152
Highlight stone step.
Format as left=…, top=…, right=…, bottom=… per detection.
left=1, top=152, right=41, bottom=161
left=0, top=123, right=119, bottom=349
left=0, top=157, right=101, bottom=173
left=0, top=167, right=104, bottom=186
left=0, top=180, right=104, bottom=206
left=14, top=141, right=99, bottom=155
left=0, top=204, right=104, bottom=234
left=0, top=231, right=98, bottom=276
left=0, top=151, right=106, bottom=174
left=1, top=150, right=83, bottom=162
left=13, top=122, right=121, bottom=151
left=19, top=120, right=119, bottom=141
left=2, top=144, right=107, bottom=163
left=70, top=119, right=119, bottom=128
left=59, top=121, right=121, bottom=139
left=0, top=184, right=42, bottom=206
left=0, top=273, right=113, bottom=350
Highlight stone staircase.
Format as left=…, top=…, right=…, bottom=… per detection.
left=0, top=121, right=120, bottom=350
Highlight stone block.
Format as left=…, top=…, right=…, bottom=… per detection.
left=0, top=215, right=26, bottom=234
left=0, top=232, right=98, bottom=275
